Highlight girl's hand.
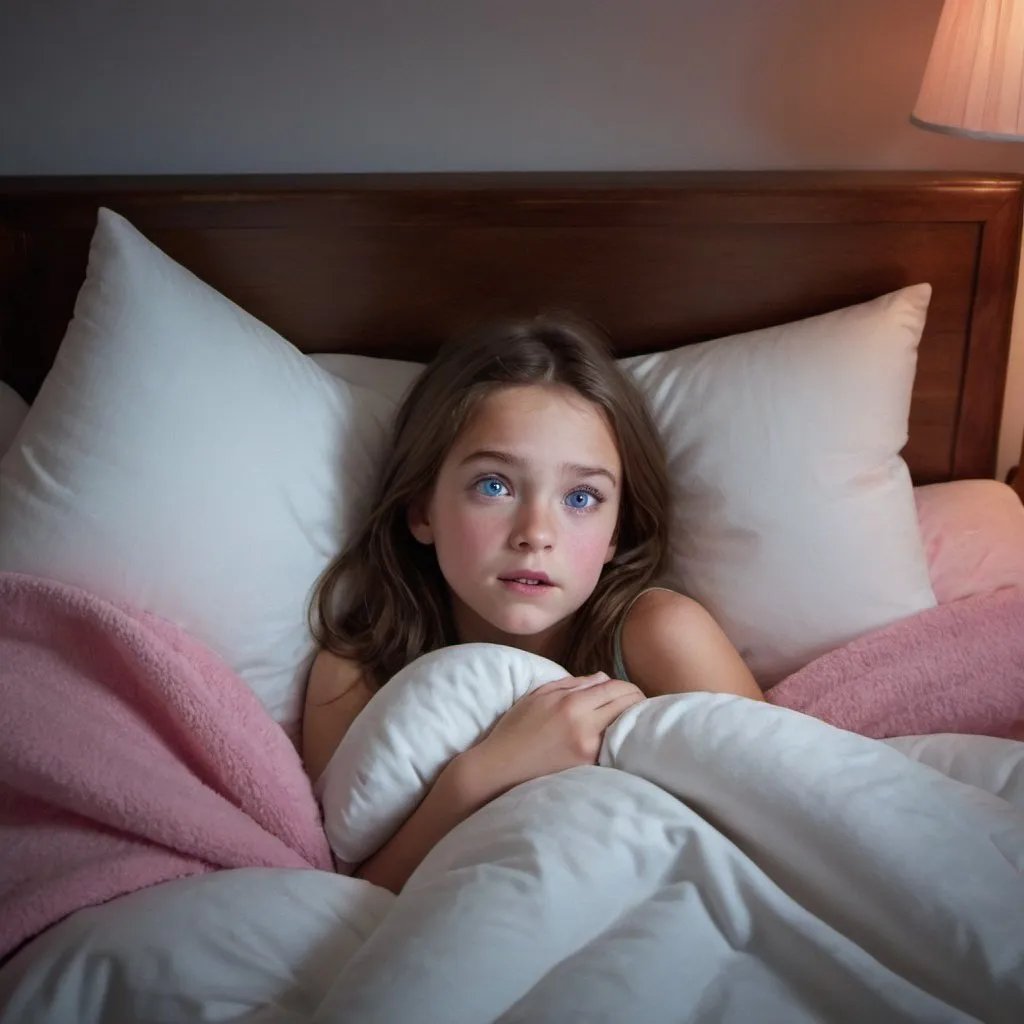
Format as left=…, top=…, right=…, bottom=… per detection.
left=458, top=673, right=645, bottom=805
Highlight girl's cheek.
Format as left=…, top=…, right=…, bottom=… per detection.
left=441, top=503, right=497, bottom=553
left=462, top=521, right=496, bottom=555
left=566, top=522, right=616, bottom=573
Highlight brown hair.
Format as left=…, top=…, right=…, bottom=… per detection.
left=310, top=314, right=670, bottom=686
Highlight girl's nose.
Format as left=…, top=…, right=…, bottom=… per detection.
left=511, top=500, right=555, bottom=550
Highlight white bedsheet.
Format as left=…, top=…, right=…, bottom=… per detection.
left=3, top=694, right=1022, bottom=1023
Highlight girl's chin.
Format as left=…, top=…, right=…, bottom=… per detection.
left=486, top=610, right=568, bottom=645
left=489, top=616, right=553, bottom=637
left=449, top=588, right=576, bottom=648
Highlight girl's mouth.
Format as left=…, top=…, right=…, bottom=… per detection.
left=499, top=573, right=554, bottom=592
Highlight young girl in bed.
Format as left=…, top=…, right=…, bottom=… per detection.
left=302, top=315, right=762, bottom=892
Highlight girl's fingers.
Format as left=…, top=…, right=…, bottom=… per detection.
left=594, top=690, right=646, bottom=728
left=577, top=678, right=643, bottom=708
left=567, top=672, right=613, bottom=693
left=534, top=672, right=608, bottom=695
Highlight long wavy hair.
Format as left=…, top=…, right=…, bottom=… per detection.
left=310, top=313, right=671, bottom=687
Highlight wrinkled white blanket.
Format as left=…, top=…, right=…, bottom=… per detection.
left=4, top=688, right=1023, bottom=1024
left=317, top=693, right=1024, bottom=1024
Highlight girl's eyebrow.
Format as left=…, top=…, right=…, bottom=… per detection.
left=460, top=449, right=619, bottom=487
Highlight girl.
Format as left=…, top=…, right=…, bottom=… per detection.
left=303, top=315, right=762, bottom=893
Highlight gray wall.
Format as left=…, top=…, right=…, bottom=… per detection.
left=2, top=0, right=1023, bottom=473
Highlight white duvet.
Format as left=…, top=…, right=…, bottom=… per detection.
left=3, top=649, right=1023, bottom=1024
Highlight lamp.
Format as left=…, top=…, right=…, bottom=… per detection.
left=911, top=0, right=1024, bottom=140
left=911, top=0, right=1024, bottom=500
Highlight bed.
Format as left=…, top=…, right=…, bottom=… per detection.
left=1, top=172, right=1023, bottom=1023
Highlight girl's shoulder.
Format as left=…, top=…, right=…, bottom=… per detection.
left=627, top=585, right=707, bottom=618
left=302, top=648, right=376, bottom=785
left=610, top=585, right=708, bottom=671
left=620, top=587, right=712, bottom=644
left=612, top=585, right=690, bottom=677
left=616, top=587, right=763, bottom=699
left=307, top=646, right=369, bottom=698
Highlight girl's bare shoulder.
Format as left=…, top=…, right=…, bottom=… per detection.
left=619, top=590, right=762, bottom=700
left=307, top=647, right=370, bottom=702
left=302, top=648, right=376, bottom=782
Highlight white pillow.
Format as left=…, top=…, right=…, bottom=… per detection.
left=0, top=379, right=29, bottom=456
left=311, top=352, right=420, bottom=406
left=316, top=643, right=567, bottom=867
left=0, top=208, right=394, bottom=740
left=623, top=284, right=936, bottom=682
left=315, top=285, right=936, bottom=684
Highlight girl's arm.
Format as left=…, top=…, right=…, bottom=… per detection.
left=302, top=649, right=375, bottom=784
left=619, top=590, right=765, bottom=701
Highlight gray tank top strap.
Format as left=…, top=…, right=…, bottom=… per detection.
left=611, top=584, right=676, bottom=681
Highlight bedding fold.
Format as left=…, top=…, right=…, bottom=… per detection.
left=0, top=571, right=332, bottom=963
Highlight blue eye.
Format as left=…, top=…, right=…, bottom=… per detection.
left=565, top=488, right=599, bottom=510
left=476, top=477, right=509, bottom=498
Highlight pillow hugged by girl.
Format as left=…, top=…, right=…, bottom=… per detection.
left=303, top=315, right=762, bottom=891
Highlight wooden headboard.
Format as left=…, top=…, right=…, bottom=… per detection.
left=0, top=171, right=1020, bottom=485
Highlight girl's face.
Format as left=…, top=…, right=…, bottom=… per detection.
left=408, top=384, right=622, bottom=661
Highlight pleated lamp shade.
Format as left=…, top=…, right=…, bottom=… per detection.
left=911, top=0, right=1024, bottom=141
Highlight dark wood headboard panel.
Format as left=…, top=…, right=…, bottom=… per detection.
left=0, top=171, right=1020, bottom=484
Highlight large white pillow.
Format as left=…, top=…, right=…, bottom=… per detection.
left=623, top=285, right=936, bottom=682
left=315, top=285, right=936, bottom=684
left=316, top=643, right=567, bottom=867
left=0, top=209, right=394, bottom=740
left=311, top=352, right=420, bottom=406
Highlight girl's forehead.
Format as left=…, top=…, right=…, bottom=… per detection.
left=453, top=385, right=620, bottom=462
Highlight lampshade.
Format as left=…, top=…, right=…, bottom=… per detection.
left=911, top=0, right=1024, bottom=141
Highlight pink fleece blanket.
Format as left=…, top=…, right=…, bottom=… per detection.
left=0, top=572, right=332, bottom=963
left=767, top=587, right=1024, bottom=740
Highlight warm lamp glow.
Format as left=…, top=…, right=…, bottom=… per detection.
left=912, top=0, right=1024, bottom=141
